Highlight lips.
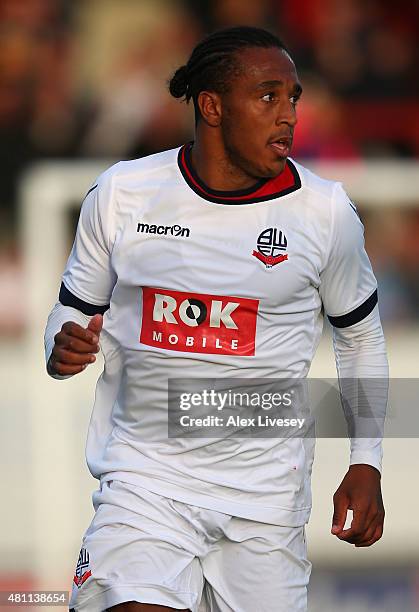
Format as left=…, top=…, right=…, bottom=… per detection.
left=269, top=136, right=292, bottom=158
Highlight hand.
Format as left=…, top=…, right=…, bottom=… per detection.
left=47, top=314, right=103, bottom=377
left=331, top=464, right=385, bottom=547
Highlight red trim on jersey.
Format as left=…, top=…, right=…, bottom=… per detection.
left=252, top=250, right=288, bottom=267
left=177, top=143, right=301, bottom=205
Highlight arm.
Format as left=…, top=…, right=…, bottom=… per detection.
left=331, top=306, right=387, bottom=546
left=45, top=303, right=102, bottom=378
left=45, top=171, right=116, bottom=378
left=319, top=183, right=388, bottom=547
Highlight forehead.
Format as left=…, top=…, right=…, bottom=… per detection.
left=233, top=46, right=298, bottom=88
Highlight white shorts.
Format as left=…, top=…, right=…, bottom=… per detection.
left=70, top=480, right=311, bottom=612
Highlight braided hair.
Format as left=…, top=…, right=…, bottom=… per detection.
left=169, top=26, right=288, bottom=119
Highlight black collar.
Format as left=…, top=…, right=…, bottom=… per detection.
left=177, top=142, right=301, bottom=205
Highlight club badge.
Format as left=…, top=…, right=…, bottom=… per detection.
left=252, top=227, right=288, bottom=268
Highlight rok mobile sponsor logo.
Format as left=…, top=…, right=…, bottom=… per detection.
left=252, top=227, right=288, bottom=268
left=140, top=287, right=259, bottom=355
left=137, top=221, right=190, bottom=237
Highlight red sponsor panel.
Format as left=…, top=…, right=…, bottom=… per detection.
left=140, top=287, right=258, bottom=355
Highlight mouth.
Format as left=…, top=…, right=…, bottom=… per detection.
left=268, top=136, right=292, bottom=159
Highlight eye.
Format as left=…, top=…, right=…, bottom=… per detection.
left=261, top=92, right=276, bottom=103
left=290, top=95, right=300, bottom=106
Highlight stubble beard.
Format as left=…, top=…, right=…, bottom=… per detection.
left=221, top=118, right=284, bottom=181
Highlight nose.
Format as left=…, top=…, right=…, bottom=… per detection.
left=276, top=98, right=298, bottom=128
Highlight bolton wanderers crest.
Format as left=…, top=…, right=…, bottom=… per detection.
left=252, top=227, right=288, bottom=268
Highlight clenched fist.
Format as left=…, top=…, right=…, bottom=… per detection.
left=47, top=314, right=103, bottom=377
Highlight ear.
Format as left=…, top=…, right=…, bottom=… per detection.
left=197, top=91, right=222, bottom=127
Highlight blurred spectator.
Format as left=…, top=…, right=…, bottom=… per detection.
left=291, top=75, right=361, bottom=159
left=185, top=0, right=274, bottom=32
left=0, top=0, right=75, bottom=231
left=75, top=1, right=198, bottom=157
left=276, top=0, right=419, bottom=157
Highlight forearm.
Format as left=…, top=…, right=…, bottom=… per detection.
left=333, top=305, right=388, bottom=473
left=44, top=302, right=91, bottom=379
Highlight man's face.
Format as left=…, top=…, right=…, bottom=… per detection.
left=219, top=47, right=302, bottom=178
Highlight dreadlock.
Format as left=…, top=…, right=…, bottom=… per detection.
left=168, top=26, right=288, bottom=120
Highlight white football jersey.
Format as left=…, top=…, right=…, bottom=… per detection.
left=60, top=144, right=378, bottom=526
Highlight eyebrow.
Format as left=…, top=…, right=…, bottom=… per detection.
left=256, top=80, right=303, bottom=95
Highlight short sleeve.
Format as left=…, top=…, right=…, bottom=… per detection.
left=319, top=183, right=377, bottom=328
left=61, top=170, right=117, bottom=312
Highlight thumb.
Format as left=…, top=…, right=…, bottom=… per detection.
left=87, top=313, right=103, bottom=336
left=331, top=494, right=349, bottom=535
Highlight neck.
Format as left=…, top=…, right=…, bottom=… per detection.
left=191, top=131, right=261, bottom=192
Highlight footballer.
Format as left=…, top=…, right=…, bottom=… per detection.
left=45, top=26, right=387, bottom=612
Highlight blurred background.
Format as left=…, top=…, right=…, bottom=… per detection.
left=0, top=0, right=418, bottom=610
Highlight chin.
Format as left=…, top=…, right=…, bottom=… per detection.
left=236, top=151, right=286, bottom=180
left=259, top=158, right=287, bottom=178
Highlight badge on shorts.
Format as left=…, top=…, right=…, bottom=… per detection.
left=73, top=547, right=91, bottom=588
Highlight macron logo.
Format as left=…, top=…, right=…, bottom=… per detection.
left=137, top=222, right=190, bottom=238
